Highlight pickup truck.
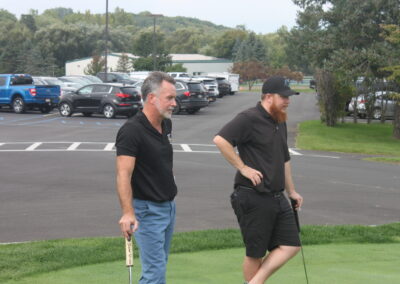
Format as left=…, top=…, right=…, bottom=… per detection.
left=0, top=74, right=60, bottom=113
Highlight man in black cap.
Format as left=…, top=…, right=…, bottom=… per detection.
left=214, top=76, right=303, bottom=284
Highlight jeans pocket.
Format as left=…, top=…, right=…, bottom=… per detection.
left=134, top=200, right=149, bottom=220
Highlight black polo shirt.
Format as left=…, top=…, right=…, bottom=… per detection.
left=116, top=111, right=177, bottom=202
left=217, top=102, right=290, bottom=192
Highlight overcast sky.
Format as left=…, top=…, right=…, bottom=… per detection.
left=0, top=0, right=300, bottom=34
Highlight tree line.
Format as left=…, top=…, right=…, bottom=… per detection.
left=0, top=7, right=298, bottom=76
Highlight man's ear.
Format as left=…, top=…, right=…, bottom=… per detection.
left=147, top=93, right=157, bottom=104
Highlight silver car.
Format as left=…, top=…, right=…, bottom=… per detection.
left=348, top=91, right=396, bottom=119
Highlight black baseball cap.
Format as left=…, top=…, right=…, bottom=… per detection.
left=262, top=76, right=299, bottom=97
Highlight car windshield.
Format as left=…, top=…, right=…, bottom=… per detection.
left=188, top=83, right=206, bottom=92
left=117, top=73, right=131, bottom=80
left=83, top=76, right=103, bottom=83
left=120, top=87, right=138, bottom=95
left=11, top=76, right=33, bottom=85
left=179, top=74, right=190, bottom=78
left=203, top=80, right=216, bottom=85
left=43, top=78, right=64, bottom=85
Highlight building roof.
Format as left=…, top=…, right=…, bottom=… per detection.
left=66, top=52, right=139, bottom=63
left=170, top=54, right=232, bottom=64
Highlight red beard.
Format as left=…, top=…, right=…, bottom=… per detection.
left=269, top=101, right=287, bottom=123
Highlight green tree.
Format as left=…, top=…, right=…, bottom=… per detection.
left=211, top=29, right=247, bottom=59
left=165, top=63, right=187, bottom=72
left=132, top=30, right=167, bottom=57
left=116, top=53, right=132, bottom=72
left=132, top=57, right=153, bottom=71
left=233, top=32, right=267, bottom=63
left=289, top=0, right=400, bottom=126
left=84, top=55, right=105, bottom=75
left=380, top=24, right=400, bottom=139
left=20, top=14, right=37, bottom=33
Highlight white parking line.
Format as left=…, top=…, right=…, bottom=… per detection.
left=289, top=149, right=302, bottom=156
left=67, top=142, right=81, bottom=151
left=0, top=142, right=341, bottom=159
left=25, top=142, right=42, bottom=151
left=104, top=143, right=115, bottom=151
left=181, top=144, right=192, bottom=152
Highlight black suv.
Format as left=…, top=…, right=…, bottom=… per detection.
left=173, top=80, right=209, bottom=114
left=58, top=84, right=142, bottom=118
left=96, top=72, right=136, bottom=85
left=215, top=77, right=231, bottom=97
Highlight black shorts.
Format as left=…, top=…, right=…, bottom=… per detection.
left=230, top=186, right=301, bottom=258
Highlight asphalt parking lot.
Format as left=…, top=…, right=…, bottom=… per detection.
left=0, top=92, right=399, bottom=243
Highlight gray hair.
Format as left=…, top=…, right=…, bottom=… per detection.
left=141, top=72, right=175, bottom=101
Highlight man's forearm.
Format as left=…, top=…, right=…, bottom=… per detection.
left=284, top=161, right=296, bottom=194
left=213, top=135, right=245, bottom=170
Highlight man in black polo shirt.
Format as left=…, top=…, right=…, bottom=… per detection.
left=214, top=76, right=304, bottom=284
left=115, top=72, right=177, bottom=284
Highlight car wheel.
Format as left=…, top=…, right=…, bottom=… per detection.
left=12, top=96, right=26, bottom=114
left=40, top=105, right=52, bottom=114
left=372, top=108, right=381, bottom=120
left=173, top=100, right=181, bottom=115
left=103, top=104, right=115, bottom=119
left=59, top=102, right=73, bottom=117
left=186, top=108, right=199, bottom=114
left=82, top=112, right=92, bottom=117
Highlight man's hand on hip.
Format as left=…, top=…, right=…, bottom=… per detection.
left=240, top=165, right=263, bottom=186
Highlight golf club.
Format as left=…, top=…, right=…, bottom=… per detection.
left=290, top=199, right=309, bottom=284
left=125, top=236, right=134, bottom=284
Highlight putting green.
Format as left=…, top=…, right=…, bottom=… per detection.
left=6, top=243, right=400, bottom=283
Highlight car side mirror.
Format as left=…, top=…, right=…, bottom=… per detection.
left=112, top=78, right=117, bottom=82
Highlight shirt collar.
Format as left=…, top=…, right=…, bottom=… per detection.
left=137, top=111, right=167, bottom=136
left=256, top=101, right=273, bottom=120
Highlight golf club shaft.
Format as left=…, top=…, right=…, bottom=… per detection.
left=290, top=199, right=309, bottom=284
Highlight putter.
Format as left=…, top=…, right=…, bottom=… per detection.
left=290, top=199, right=309, bottom=284
left=125, top=236, right=134, bottom=284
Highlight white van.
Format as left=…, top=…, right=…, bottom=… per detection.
left=168, top=72, right=191, bottom=79
left=204, top=72, right=240, bottom=94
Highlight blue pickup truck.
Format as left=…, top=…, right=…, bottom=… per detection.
left=0, top=74, right=60, bottom=113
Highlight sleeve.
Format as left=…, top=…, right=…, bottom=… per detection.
left=217, top=113, right=252, bottom=147
left=115, top=123, right=140, bottom=157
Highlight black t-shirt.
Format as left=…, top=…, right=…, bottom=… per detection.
left=116, top=111, right=177, bottom=202
left=217, top=102, right=290, bottom=192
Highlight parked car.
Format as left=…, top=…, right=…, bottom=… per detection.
left=206, top=72, right=239, bottom=94
left=33, top=76, right=76, bottom=96
left=0, top=74, right=60, bottom=113
left=96, top=72, right=136, bottom=85
left=173, top=80, right=209, bottom=114
left=192, top=77, right=219, bottom=102
left=58, top=83, right=142, bottom=118
left=348, top=91, right=396, bottom=119
left=58, top=76, right=90, bottom=89
left=215, top=77, right=231, bottom=97
left=67, top=75, right=103, bottom=84
left=168, top=72, right=191, bottom=79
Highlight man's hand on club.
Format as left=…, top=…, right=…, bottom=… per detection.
left=289, top=192, right=303, bottom=210
left=239, top=165, right=263, bottom=186
left=119, top=213, right=139, bottom=239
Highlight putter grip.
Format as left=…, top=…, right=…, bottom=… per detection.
left=125, top=237, right=134, bottom=267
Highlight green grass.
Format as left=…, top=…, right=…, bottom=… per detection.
left=297, top=120, right=400, bottom=157
left=1, top=224, right=400, bottom=282
left=5, top=244, right=400, bottom=284
left=365, top=157, right=400, bottom=164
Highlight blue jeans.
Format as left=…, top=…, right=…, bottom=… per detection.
left=134, top=199, right=176, bottom=284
